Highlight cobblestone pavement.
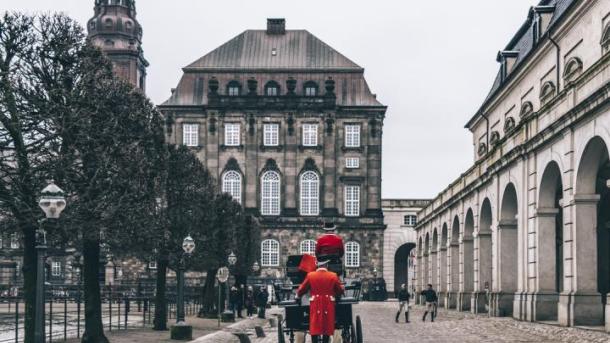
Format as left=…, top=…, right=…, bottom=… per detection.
left=260, top=301, right=610, bottom=343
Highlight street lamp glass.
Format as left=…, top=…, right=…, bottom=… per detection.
left=182, top=235, right=196, bottom=255
left=252, top=261, right=260, bottom=272
left=38, top=181, right=66, bottom=219
left=228, top=251, right=237, bottom=266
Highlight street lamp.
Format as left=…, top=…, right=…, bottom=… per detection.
left=228, top=251, right=237, bottom=266
left=171, top=235, right=195, bottom=340
left=221, top=252, right=238, bottom=322
left=252, top=261, right=260, bottom=273
left=36, top=181, right=66, bottom=343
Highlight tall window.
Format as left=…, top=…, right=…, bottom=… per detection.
left=10, top=234, right=19, bottom=249
left=264, top=124, right=279, bottom=146
left=345, top=242, right=360, bottom=268
left=345, top=125, right=361, bottom=147
left=261, top=171, right=281, bottom=216
left=261, top=239, right=280, bottom=266
left=300, top=172, right=320, bottom=216
left=300, top=240, right=317, bottom=255
left=302, top=124, right=318, bottom=146
left=222, top=171, right=242, bottom=204
left=227, top=81, right=241, bottom=96
left=304, top=81, right=318, bottom=97
left=225, top=123, right=240, bottom=146
left=265, top=81, right=280, bottom=96
left=51, top=262, right=62, bottom=277
left=403, top=215, right=417, bottom=226
left=182, top=123, right=199, bottom=147
left=344, top=186, right=360, bottom=217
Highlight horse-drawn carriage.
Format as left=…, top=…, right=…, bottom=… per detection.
left=276, top=255, right=364, bottom=343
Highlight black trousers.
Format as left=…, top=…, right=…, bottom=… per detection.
left=311, top=335, right=330, bottom=343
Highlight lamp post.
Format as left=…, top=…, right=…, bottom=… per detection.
left=171, top=235, right=195, bottom=340
left=220, top=252, right=238, bottom=322
left=36, top=181, right=66, bottom=343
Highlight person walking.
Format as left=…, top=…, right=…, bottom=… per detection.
left=229, top=286, right=240, bottom=317
left=420, top=284, right=438, bottom=322
left=256, top=286, right=269, bottom=319
left=396, top=283, right=410, bottom=323
left=245, top=286, right=255, bottom=318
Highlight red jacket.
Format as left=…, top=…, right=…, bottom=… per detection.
left=297, top=268, right=344, bottom=336
left=316, top=234, right=344, bottom=257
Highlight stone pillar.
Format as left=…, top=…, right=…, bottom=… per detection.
left=365, top=119, right=382, bottom=217
left=439, top=245, right=447, bottom=308
left=472, top=231, right=492, bottom=314
left=446, top=243, right=459, bottom=309
left=423, top=252, right=429, bottom=305
left=244, top=115, right=258, bottom=211
left=492, top=220, right=518, bottom=317
left=416, top=254, right=423, bottom=305
left=558, top=194, right=603, bottom=326
left=323, top=114, right=338, bottom=216
left=284, top=117, right=298, bottom=213
left=430, top=248, right=438, bottom=291
left=458, top=237, right=473, bottom=312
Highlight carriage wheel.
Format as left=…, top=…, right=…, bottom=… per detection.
left=355, top=316, right=363, bottom=343
left=277, top=322, right=285, bottom=343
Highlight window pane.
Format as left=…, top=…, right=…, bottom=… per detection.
left=222, top=171, right=242, bottom=204
left=300, top=240, right=317, bottom=255
left=300, top=172, right=319, bottom=216
left=228, top=86, right=240, bottom=96
left=262, top=239, right=280, bottom=266
left=345, top=125, right=361, bottom=147
left=261, top=172, right=280, bottom=215
left=182, top=124, right=199, bottom=147
left=344, top=186, right=360, bottom=217
left=266, top=87, right=278, bottom=96
left=345, top=242, right=360, bottom=268
left=225, top=124, right=240, bottom=146
left=346, top=157, right=359, bottom=169
left=302, top=124, right=318, bottom=146
left=264, top=124, right=279, bottom=146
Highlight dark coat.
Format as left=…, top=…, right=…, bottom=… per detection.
left=256, top=289, right=269, bottom=307
left=398, top=289, right=410, bottom=302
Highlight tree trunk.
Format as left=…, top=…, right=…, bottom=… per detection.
left=200, top=268, right=218, bottom=317
left=81, top=237, right=109, bottom=343
left=153, top=257, right=168, bottom=330
left=21, top=221, right=37, bottom=343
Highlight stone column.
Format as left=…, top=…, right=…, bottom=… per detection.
left=446, top=242, right=459, bottom=309
left=558, top=194, right=603, bottom=326
left=430, top=248, right=438, bottom=291
left=284, top=117, right=298, bottom=214
left=458, top=237, right=473, bottom=312
left=365, top=119, right=382, bottom=217
left=323, top=113, right=338, bottom=216
left=492, top=220, right=518, bottom=317
left=423, top=252, right=429, bottom=305
left=439, top=245, right=447, bottom=308
left=472, top=231, right=492, bottom=314
left=416, top=254, right=423, bottom=305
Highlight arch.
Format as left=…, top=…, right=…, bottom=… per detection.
left=539, top=81, right=556, bottom=104
left=222, top=170, right=242, bottom=204
left=448, top=215, right=461, bottom=301
left=264, top=80, right=281, bottom=96
left=261, top=171, right=281, bottom=216
left=479, top=199, right=492, bottom=233
left=563, top=57, right=583, bottom=82
left=394, top=243, right=416, bottom=295
left=440, top=223, right=449, bottom=294
left=299, top=171, right=320, bottom=216
left=451, top=215, right=460, bottom=243
left=497, top=183, right=519, bottom=316
left=261, top=239, right=280, bottom=267
left=520, top=101, right=534, bottom=117
left=424, top=233, right=430, bottom=286
left=431, top=228, right=439, bottom=290
left=461, top=209, right=475, bottom=310
left=475, top=199, right=493, bottom=313
left=303, top=81, right=319, bottom=97
left=300, top=239, right=316, bottom=255
left=345, top=241, right=360, bottom=268
left=441, top=224, right=448, bottom=248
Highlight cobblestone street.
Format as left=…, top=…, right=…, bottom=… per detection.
left=262, top=301, right=610, bottom=343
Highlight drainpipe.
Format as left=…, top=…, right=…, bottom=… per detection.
left=548, top=33, right=561, bottom=92
left=482, top=111, right=490, bottom=148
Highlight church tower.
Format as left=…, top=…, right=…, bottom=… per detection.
left=87, top=0, right=148, bottom=91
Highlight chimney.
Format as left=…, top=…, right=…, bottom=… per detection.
left=267, top=18, right=286, bottom=35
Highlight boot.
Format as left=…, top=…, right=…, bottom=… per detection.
left=395, top=312, right=400, bottom=323
left=422, top=312, right=427, bottom=322
left=431, top=310, right=435, bottom=322
left=405, top=312, right=410, bottom=323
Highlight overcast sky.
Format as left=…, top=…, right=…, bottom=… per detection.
left=4, top=0, right=539, bottom=199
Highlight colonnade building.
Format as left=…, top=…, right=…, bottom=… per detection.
left=414, top=0, right=610, bottom=330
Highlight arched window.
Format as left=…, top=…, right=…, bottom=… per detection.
left=300, top=171, right=320, bottom=216
left=540, top=81, right=556, bottom=105
left=261, top=171, right=281, bottom=216
left=602, top=24, right=610, bottom=50
left=300, top=240, right=317, bottom=255
left=345, top=242, right=360, bottom=268
left=265, top=81, right=281, bottom=96
left=520, top=101, right=534, bottom=117
left=227, top=81, right=241, bottom=96
left=563, top=57, right=583, bottom=83
left=261, top=239, right=280, bottom=266
left=303, top=81, right=318, bottom=97
left=222, top=171, right=242, bottom=204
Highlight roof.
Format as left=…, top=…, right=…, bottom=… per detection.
left=185, top=30, right=363, bottom=71
left=466, top=0, right=578, bottom=128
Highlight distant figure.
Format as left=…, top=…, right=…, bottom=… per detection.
left=420, top=284, right=438, bottom=322
left=315, top=223, right=345, bottom=258
left=396, top=283, right=410, bottom=323
left=229, top=286, right=241, bottom=317
left=256, top=286, right=269, bottom=319
left=245, top=286, right=255, bottom=318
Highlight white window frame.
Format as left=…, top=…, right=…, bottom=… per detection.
left=302, top=124, right=318, bottom=147
left=261, top=171, right=281, bottom=216
left=344, top=185, right=360, bottom=217
left=266, top=86, right=278, bottom=96
left=345, top=125, right=361, bottom=148
left=345, top=242, right=360, bottom=268
left=300, top=240, right=317, bottom=255
left=51, top=261, right=62, bottom=277
left=261, top=239, right=280, bottom=267
left=300, top=171, right=320, bottom=216
left=228, top=86, right=240, bottom=96
left=264, top=124, right=279, bottom=146
left=403, top=215, right=417, bottom=227
left=182, top=123, right=199, bottom=147
left=224, top=123, right=241, bottom=146
left=305, top=87, right=317, bottom=97
left=345, top=157, right=360, bottom=169
left=148, top=261, right=157, bottom=270
left=222, top=171, right=242, bottom=204
left=10, top=234, right=19, bottom=249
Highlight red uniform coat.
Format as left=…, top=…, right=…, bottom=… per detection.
left=298, top=254, right=318, bottom=274
left=297, top=268, right=345, bottom=336
left=315, top=234, right=344, bottom=257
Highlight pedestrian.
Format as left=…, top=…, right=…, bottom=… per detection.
left=256, top=286, right=269, bottom=319
left=245, top=286, right=255, bottom=318
left=420, top=284, right=438, bottom=322
left=396, top=283, right=410, bottom=323
left=229, top=286, right=239, bottom=317
left=236, top=285, right=244, bottom=318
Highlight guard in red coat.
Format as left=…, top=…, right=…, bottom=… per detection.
left=297, top=262, right=344, bottom=343
left=315, top=223, right=344, bottom=258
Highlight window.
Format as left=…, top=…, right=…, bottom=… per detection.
left=403, top=215, right=417, bottom=226
left=304, top=81, right=318, bottom=97
left=51, top=262, right=62, bottom=277
left=300, top=240, right=317, bottom=255
left=302, top=124, right=318, bottom=146
left=346, top=157, right=360, bottom=169
left=300, top=172, right=320, bottom=216
left=182, top=123, right=199, bottom=147
left=345, top=125, right=361, bottom=147
left=225, top=123, right=240, bottom=146
left=563, top=57, right=583, bottom=82
left=261, top=171, right=281, bottom=216
left=344, top=186, right=360, bottom=217
left=264, top=124, right=279, bottom=146
left=345, top=242, right=360, bottom=268
left=148, top=261, right=157, bottom=270
left=10, top=234, right=19, bottom=249
left=539, top=81, right=556, bottom=105
left=222, top=171, right=242, bottom=204
left=261, top=239, right=280, bottom=267
left=520, top=101, right=534, bottom=117
left=265, top=81, right=280, bottom=96
left=227, top=81, right=241, bottom=96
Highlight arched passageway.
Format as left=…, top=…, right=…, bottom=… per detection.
left=474, top=199, right=493, bottom=313
left=494, top=183, right=519, bottom=316
left=394, top=243, right=416, bottom=296
left=459, top=209, right=475, bottom=311
left=446, top=216, right=460, bottom=309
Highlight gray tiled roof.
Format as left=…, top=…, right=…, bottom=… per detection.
left=185, top=30, right=363, bottom=71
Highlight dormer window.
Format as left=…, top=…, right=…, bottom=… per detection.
left=265, top=81, right=280, bottom=96
left=303, top=81, right=318, bottom=97
left=520, top=101, right=534, bottom=117
left=227, top=81, right=241, bottom=96
left=563, top=57, right=583, bottom=83
left=540, top=81, right=556, bottom=105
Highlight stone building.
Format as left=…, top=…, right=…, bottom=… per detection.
left=159, top=18, right=387, bottom=279
left=381, top=199, right=430, bottom=295
left=414, top=0, right=610, bottom=331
